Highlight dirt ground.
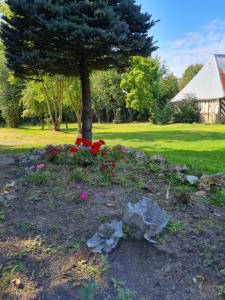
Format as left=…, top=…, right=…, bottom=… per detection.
left=0, top=154, right=224, bottom=300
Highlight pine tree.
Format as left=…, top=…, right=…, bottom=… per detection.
left=1, top=0, right=158, bottom=139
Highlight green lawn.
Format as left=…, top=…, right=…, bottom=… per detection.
left=0, top=123, right=225, bottom=173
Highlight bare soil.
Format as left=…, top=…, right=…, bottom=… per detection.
left=0, top=154, right=224, bottom=300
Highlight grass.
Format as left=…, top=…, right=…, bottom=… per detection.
left=1, top=122, right=225, bottom=173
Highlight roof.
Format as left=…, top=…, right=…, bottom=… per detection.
left=172, top=54, right=225, bottom=102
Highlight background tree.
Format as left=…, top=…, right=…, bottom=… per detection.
left=66, top=78, right=82, bottom=135
left=179, top=64, right=203, bottom=90
left=152, top=67, right=179, bottom=124
left=21, top=80, right=47, bottom=129
left=2, top=0, right=157, bottom=140
left=0, top=61, right=24, bottom=128
left=91, top=70, right=124, bottom=123
left=121, top=56, right=161, bottom=117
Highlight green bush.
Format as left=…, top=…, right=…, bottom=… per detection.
left=152, top=102, right=174, bottom=124
left=173, top=97, right=199, bottom=123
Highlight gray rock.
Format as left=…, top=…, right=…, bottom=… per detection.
left=87, top=220, right=123, bottom=253
left=185, top=175, right=199, bottom=185
left=150, top=155, right=166, bottom=164
left=198, top=173, right=225, bottom=191
left=0, top=195, right=7, bottom=206
left=169, top=164, right=188, bottom=174
left=195, top=190, right=207, bottom=197
left=123, top=197, right=169, bottom=243
left=5, top=193, right=17, bottom=201
left=17, top=149, right=47, bottom=167
left=134, top=151, right=148, bottom=162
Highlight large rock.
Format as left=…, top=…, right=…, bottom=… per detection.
left=123, top=197, right=169, bottom=243
left=198, top=173, right=225, bottom=191
left=87, top=220, right=123, bottom=253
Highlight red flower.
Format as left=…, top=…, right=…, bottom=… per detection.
left=111, top=162, right=116, bottom=168
left=70, top=147, right=78, bottom=153
left=99, top=139, right=106, bottom=145
left=83, top=139, right=92, bottom=147
left=75, top=137, right=83, bottom=146
left=91, top=148, right=99, bottom=155
left=92, top=142, right=101, bottom=149
left=101, top=150, right=107, bottom=156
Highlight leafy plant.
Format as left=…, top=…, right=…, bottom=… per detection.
left=173, top=97, right=199, bottom=123
left=70, top=167, right=86, bottom=182
left=112, top=278, right=136, bottom=300
left=211, top=189, right=225, bottom=206
left=0, top=207, right=5, bottom=222
left=79, top=281, right=98, bottom=300
left=26, top=171, right=51, bottom=185
left=167, top=220, right=188, bottom=234
left=218, top=283, right=225, bottom=296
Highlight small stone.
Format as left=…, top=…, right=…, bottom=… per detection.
left=169, top=164, right=188, bottom=174
left=213, top=212, right=221, bottom=217
left=142, top=180, right=156, bottom=193
left=106, top=203, right=116, bottom=208
left=5, top=193, right=17, bottom=201
left=185, top=175, right=199, bottom=185
left=0, top=196, right=6, bottom=205
left=134, top=151, right=148, bottom=162
left=150, top=155, right=166, bottom=164
left=195, top=190, right=207, bottom=197
left=11, top=279, right=24, bottom=289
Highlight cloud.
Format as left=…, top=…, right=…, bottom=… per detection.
left=158, top=19, right=225, bottom=77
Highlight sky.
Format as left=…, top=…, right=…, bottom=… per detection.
left=136, top=0, right=225, bottom=77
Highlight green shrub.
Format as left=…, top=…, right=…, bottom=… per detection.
left=152, top=102, right=174, bottom=124
left=173, top=96, right=199, bottom=123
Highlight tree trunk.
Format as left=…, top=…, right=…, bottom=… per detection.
left=79, top=66, right=92, bottom=140
left=40, top=118, right=45, bottom=130
left=65, top=114, right=68, bottom=129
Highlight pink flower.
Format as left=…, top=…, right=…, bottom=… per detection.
left=80, top=192, right=88, bottom=200
left=36, top=164, right=45, bottom=169
left=121, top=147, right=128, bottom=154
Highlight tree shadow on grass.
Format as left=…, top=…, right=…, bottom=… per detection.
left=93, top=130, right=225, bottom=143
left=0, top=145, right=33, bottom=156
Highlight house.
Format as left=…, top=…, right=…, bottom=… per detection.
left=172, top=54, right=225, bottom=124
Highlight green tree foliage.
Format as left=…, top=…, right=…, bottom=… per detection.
left=179, top=64, right=203, bottom=90
left=159, top=72, right=179, bottom=106
left=173, top=95, right=199, bottom=123
left=120, top=56, right=161, bottom=114
left=91, top=70, right=124, bottom=123
left=152, top=68, right=179, bottom=124
left=22, top=76, right=82, bottom=132
left=21, top=80, right=47, bottom=129
left=2, top=0, right=157, bottom=140
left=66, top=78, right=82, bottom=134
left=0, top=61, right=24, bottom=128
